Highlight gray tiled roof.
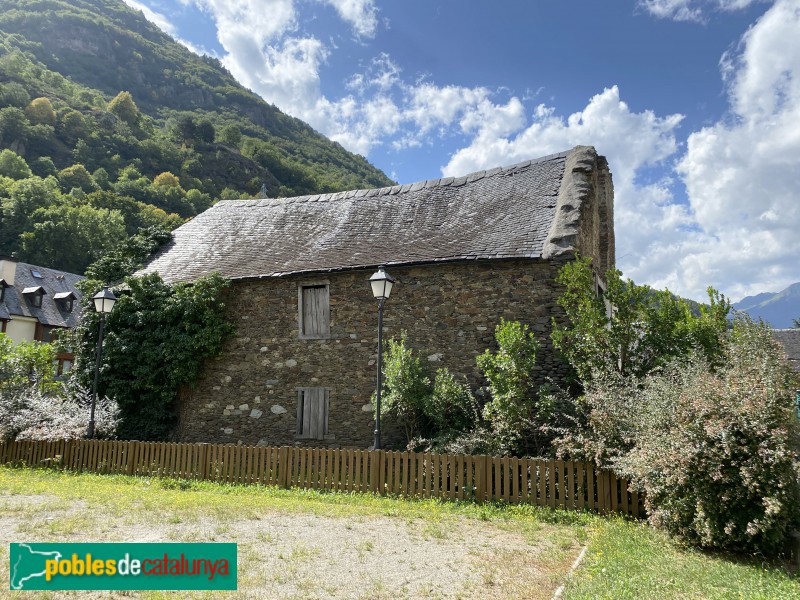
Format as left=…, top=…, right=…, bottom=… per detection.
left=1, top=262, right=84, bottom=328
left=143, top=149, right=580, bottom=283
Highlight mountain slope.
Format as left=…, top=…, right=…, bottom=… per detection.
left=0, top=0, right=394, bottom=274
left=0, top=0, right=392, bottom=194
left=733, top=282, right=800, bottom=328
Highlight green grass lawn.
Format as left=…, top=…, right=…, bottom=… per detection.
left=564, top=517, right=800, bottom=599
left=0, top=466, right=798, bottom=599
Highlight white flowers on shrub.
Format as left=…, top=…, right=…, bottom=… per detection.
left=0, top=379, right=119, bottom=441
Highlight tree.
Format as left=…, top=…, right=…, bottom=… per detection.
left=615, top=319, right=800, bottom=554
left=58, top=108, right=88, bottom=143
left=218, top=124, right=242, bottom=148
left=153, top=171, right=181, bottom=188
left=194, top=120, right=215, bottom=144
left=0, top=176, right=61, bottom=256
left=173, top=115, right=196, bottom=145
left=0, top=82, right=30, bottom=108
left=794, top=317, right=799, bottom=328
left=551, top=255, right=730, bottom=384
left=379, top=332, right=432, bottom=443
left=57, top=164, right=99, bottom=193
left=0, top=149, right=31, bottom=180
left=0, top=334, right=57, bottom=395
left=0, top=107, right=30, bottom=149
left=29, top=156, right=57, bottom=178
left=18, top=203, right=126, bottom=274
left=107, top=91, right=140, bottom=127
left=378, top=332, right=478, bottom=448
left=477, top=319, right=544, bottom=455
left=84, top=226, right=172, bottom=283
left=24, top=97, right=56, bottom=126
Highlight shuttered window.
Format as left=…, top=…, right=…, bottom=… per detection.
left=296, top=388, right=330, bottom=440
left=299, top=283, right=330, bottom=338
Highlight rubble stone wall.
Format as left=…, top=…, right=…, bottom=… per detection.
left=174, top=257, right=575, bottom=448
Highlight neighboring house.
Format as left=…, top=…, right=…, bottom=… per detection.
left=772, top=329, right=800, bottom=373
left=0, top=258, right=84, bottom=375
left=141, top=146, right=615, bottom=447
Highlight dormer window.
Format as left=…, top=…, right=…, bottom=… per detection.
left=0, top=278, right=8, bottom=302
left=54, top=291, right=77, bottom=313
left=22, top=286, right=45, bottom=308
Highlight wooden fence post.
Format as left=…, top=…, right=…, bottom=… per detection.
left=61, top=440, right=72, bottom=472
left=278, top=446, right=290, bottom=489
left=126, top=441, right=138, bottom=476
left=199, top=443, right=210, bottom=481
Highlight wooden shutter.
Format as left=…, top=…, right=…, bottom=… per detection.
left=301, top=285, right=329, bottom=337
left=296, top=388, right=329, bottom=440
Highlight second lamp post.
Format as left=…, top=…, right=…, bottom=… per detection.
left=87, top=286, right=117, bottom=439
left=369, top=266, right=395, bottom=450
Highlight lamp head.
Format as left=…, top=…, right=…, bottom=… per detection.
left=369, top=266, right=395, bottom=301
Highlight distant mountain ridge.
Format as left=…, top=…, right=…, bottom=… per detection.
left=733, top=282, right=800, bottom=328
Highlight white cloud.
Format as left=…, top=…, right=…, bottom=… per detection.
left=122, top=0, right=213, bottom=55
left=122, top=0, right=179, bottom=35
left=676, top=0, right=800, bottom=299
left=638, top=0, right=766, bottom=22
left=320, top=0, right=378, bottom=38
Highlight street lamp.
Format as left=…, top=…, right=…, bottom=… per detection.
left=370, top=266, right=395, bottom=450
left=87, top=286, right=116, bottom=439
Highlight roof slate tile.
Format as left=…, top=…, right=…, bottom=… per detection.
left=142, top=151, right=571, bottom=283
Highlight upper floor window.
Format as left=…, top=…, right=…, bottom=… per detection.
left=54, top=291, right=76, bottom=313
left=0, top=278, right=8, bottom=302
left=298, top=282, right=330, bottom=338
left=22, top=286, right=44, bottom=308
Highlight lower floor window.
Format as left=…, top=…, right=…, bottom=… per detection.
left=296, top=387, right=330, bottom=440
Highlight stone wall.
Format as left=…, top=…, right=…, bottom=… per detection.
left=174, top=258, right=574, bottom=448
left=773, top=329, right=800, bottom=372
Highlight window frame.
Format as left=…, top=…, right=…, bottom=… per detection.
left=297, top=280, right=331, bottom=339
left=294, top=387, right=333, bottom=441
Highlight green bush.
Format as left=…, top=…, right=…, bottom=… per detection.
left=379, top=332, right=480, bottom=449
left=477, top=319, right=544, bottom=456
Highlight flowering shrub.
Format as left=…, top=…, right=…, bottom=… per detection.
left=0, top=379, right=119, bottom=442
left=557, top=318, right=800, bottom=554
left=620, top=320, right=800, bottom=554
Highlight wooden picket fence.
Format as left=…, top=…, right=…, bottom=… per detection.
left=0, top=439, right=642, bottom=517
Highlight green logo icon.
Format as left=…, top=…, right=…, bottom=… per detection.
left=9, top=543, right=237, bottom=590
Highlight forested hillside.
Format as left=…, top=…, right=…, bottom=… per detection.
left=0, top=0, right=393, bottom=274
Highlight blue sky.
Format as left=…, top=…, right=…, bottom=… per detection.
left=125, top=0, right=800, bottom=303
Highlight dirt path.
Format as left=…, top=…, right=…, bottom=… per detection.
left=0, top=491, right=581, bottom=599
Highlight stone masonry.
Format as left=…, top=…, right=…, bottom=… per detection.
left=174, top=258, right=573, bottom=448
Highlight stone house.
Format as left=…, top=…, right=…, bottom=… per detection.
left=142, top=146, right=615, bottom=447
left=0, top=258, right=84, bottom=375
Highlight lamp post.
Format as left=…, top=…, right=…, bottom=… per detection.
left=87, top=286, right=116, bottom=439
left=370, top=266, right=395, bottom=450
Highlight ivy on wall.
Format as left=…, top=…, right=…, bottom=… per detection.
left=70, top=229, right=235, bottom=440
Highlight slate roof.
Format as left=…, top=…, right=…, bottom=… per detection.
left=0, top=261, right=84, bottom=328
left=142, top=148, right=591, bottom=283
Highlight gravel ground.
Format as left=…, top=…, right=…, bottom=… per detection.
left=0, top=492, right=581, bottom=599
